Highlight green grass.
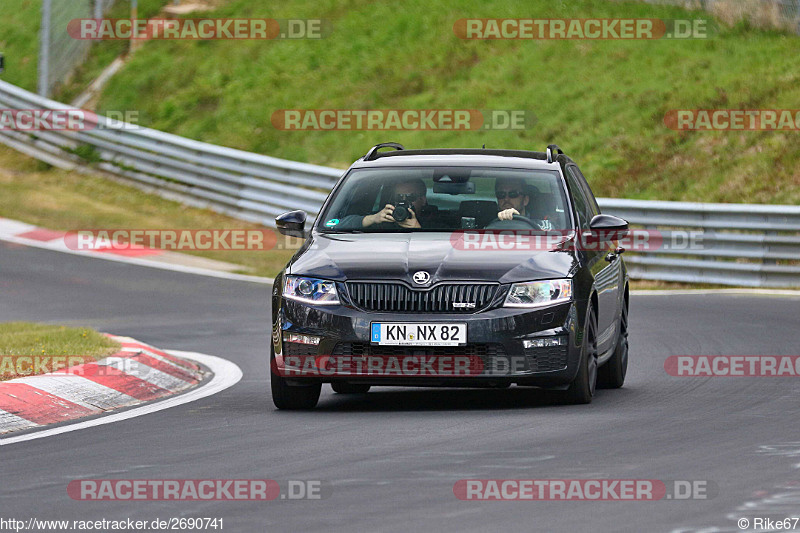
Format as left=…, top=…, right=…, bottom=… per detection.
left=0, top=322, right=120, bottom=380
left=53, top=0, right=171, bottom=103
left=0, top=0, right=42, bottom=91
left=85, top=0, right=800, bottom=204
left=4, top=0, right=798, bottom=203
left=0, top=0, right=170, bottom=98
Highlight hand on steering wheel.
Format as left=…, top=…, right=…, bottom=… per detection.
left=484, top=214, right=538, bottom=229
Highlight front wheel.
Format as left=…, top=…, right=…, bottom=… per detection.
left=563, top=302, right=598, bottom=405
left=271, top=349, right=321, bottom=409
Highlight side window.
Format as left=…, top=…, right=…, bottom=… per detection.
left=566, top=166, right=593, bottom=230
left=570, top=166, right=600, bottom=217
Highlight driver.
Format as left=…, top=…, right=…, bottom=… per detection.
left=495, top=177, right=530, bottom=221
left=361, top=178, right=427, bottom=229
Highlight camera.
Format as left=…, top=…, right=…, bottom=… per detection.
left=391, top=194, right=415, bottom=222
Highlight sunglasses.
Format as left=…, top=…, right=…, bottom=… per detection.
left=393, top=193, right=419, bottom=203
left=496, top=190, right=523, bottom=200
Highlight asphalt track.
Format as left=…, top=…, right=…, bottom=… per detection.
left=1, top=240, right=799, bottom=533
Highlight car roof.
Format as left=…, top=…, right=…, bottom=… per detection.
left=350, top=149, right=572, bottom=171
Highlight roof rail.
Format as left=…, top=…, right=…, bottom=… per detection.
left=546, top=144, right=563, bottom=163
left=364, top=142, right=405, bottom=161
left=368, top=148, right=548, bottom=160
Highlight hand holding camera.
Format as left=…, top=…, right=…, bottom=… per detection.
left=362, top=199, right=421, bottom=228
left=390, top=194, right=415, bottom=222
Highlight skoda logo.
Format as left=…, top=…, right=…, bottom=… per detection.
left=412, top=271, right=431, bottom=285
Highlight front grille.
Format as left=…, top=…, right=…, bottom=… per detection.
left=331, top=343, right=507, bottom=376
left=331, top=343, right=564, bottom=376
left=524, top=345, right=569, bottom=372
left=346, top=282, right=499, bottom=313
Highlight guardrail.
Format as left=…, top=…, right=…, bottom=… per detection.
left=0, top=80, right=798, bottom=287
left=0, top=80, right=342, bottom=226
left=596, top=199, right=800, bottom=287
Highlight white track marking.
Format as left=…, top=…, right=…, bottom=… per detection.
left=10, top=375, right=138, bottom=411
left=0, top=351, right=242, bottom=446
left=97, top=357, right=194, bottom=391
left=0, top=409, right=39, bottom=434
left=118, top=347, right=198, bottom=374
left=632, top=288, right=800, bottom=297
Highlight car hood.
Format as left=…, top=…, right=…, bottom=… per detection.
left=288, top=232, right=578, bottom=284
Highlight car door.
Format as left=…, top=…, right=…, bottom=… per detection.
left=565, top=165, right=620, bottom=355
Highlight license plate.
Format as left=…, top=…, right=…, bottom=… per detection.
left=370, top=323, right=467, bottom=346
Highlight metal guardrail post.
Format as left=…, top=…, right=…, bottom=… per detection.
left=37, top=0, right=52, bottom=97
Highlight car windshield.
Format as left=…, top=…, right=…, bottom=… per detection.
left=317, top=167, right=571, bottom=232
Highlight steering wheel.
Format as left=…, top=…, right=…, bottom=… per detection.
left=484, top=214, right=538, bottom=230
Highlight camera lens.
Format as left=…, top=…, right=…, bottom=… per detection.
left=392, top=205, right=409, bottom=222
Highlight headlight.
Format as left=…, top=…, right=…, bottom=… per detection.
left=283, top=276, right=340, bottom=305
left=504, top=279, right=572, bottom=308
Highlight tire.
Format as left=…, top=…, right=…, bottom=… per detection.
left=598, top=297, right=629, bottom=389
left=564, top=302, right=598, bottom=405
left=331, top=382, right=371, bottom=394
left=270, top=348, right=321, bottom=410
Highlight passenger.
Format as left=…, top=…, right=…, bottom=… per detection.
left=337, top=179, right=429, bottom=230
left=361, top=178, right=428, bottom=229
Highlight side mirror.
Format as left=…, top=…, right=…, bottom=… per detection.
left=276, top=210, right=307, bottom=239
left=589, top=214, right=628, bottom=242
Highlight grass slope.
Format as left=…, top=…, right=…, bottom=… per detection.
left=85, top=0, right=800, bottom=204
left=0, top=0, right=42, bottom=92
left=0, top=0, right=169, bottom=98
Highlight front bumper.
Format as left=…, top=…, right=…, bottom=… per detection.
left=273, top=297, right=585, bottom=388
